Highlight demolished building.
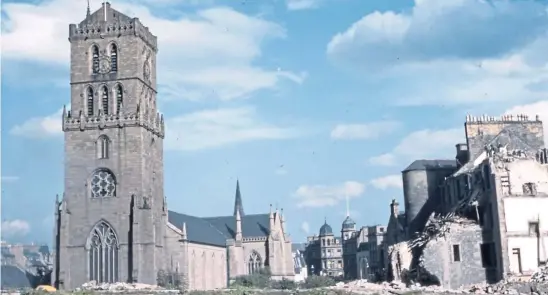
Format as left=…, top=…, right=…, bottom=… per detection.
left=385, top=114, right=548, bottom=289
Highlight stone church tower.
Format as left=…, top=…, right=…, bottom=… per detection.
left=53, top=2, right=165, bottom=289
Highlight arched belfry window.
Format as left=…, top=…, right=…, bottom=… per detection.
left=247, top=251, right=262, bottom=274
left=87, top=87, right=95, bottom=116
left=92, top=45, right=100, bottom=74
left=110, top=44, right=118, bottom=72
left=96, top=135, right=109, bottom=159
left=90, top=169, right=116, bottom=198
left=88, top=221, right=119, bottom=283
left=101, top=86, right=109, bottom=115
left=115, top=85, right=123, bottom=114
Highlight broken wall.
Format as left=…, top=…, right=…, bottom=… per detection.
left=386, top=242, right=412, bottom=282
left=420, top=222, right=490, bottom=289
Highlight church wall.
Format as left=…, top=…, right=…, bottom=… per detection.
left=187, top=243, right=227, bottom=290
left=164, top=226, right=226, bottom=291
left=243, top=240, right=268, bottom=274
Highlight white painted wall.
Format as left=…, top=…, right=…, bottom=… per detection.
left=503, top=197, right=548, bottom=274
left=505, top=160, right=548, bottom=196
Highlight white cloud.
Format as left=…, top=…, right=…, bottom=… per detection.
left=293, top=181, right=365, bottom=208
left=505, top=100, right=548, bottom=140
left=1, top=220, right=31, bottom=238
left=2, top=0, right=304, bottom=101
left=11, top=105, right=301, bottom=150
left=300, top=221, right=310, bottom=234
left=369, top=128, right=461, bottom=167
left=165, top=106, right=300, bottom=151
left=286, top=0, right=321, bottom=10
left=330, top=121, right=400, bottom=140
left=370, top=175, right=402, bottom=190
left=368, top=153, right=396, bottom=166
left=327, top=0, right=548, bottom=107
left=0, top=176, right=20, bottom=183
left=10, top=108, right=64, bottom=139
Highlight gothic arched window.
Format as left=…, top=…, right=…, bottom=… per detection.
left=110, top=44, right=118, bottom=72
left=87, top=87, right=94, bottom=116
left=96, top=135, right=109, bottom=159
left=88, top=221, right=118, bottom=283
left=247, top=251, right=262, bottom=275
left=101, top=86, right=109, bottom=115
left=115, top=85, right=123, bottom=114
left=90, top=169, right=116, bottom=198
left=92, top=45, right=100, bottom=74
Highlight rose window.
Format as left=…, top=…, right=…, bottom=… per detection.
left=91, top=169, right=116, bottom=198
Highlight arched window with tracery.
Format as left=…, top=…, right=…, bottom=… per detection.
left=110, top=44, right=118, bottom=72
left=90, top=169, right=116, bottom=198
left=101, top=86, right=109, bottom=115
left=96, top=135, right=109, bottom=159
left=87, top=87, right=95, bottom=116
left=247, top=251, right=262, bottom=274
left=92, top=45, right=100, bottom=74
left=115, top=85, right=123, bottom=114
left=88, top=221, right=118, bottom=283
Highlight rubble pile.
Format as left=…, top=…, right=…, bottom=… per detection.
left=76, top=281, right=178, bottom=292
left=332, top=279, right=548, bottom=295
left=531, top=266, right=548, bottom=283
left=409, top=211, right=477, bottom=250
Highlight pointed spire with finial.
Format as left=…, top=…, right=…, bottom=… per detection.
left=233, top=179, right=244, bottom=217
left=86, top=0, right=91, bottom=18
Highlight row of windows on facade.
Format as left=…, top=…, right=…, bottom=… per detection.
left=86, top=85, right=124, bottom=116
left=322, top=238, right=339, bottom=246
left=92, top=44, right=118, bottom=74
left=322, top=260, right=342, bottom=269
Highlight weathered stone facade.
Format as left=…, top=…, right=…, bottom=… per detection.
left=53, top=3, right=294, bottom=290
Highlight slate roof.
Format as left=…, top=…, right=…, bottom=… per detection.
left=0, top=265, right=31, bottom=289
left=402, top=159, right=457, bottom=172
left=168, top=211, right=270, bottom=247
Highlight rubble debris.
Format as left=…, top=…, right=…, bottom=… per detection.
left=75, top=281, right=177, bottom=292
left=531, top=265, right=548, bottom=283
left=331, top=278, right=548, bottom=295
left=408, top=212, right=476, bottom=249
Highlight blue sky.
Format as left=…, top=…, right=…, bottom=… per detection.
left=3, top=0, right=548, bottom=245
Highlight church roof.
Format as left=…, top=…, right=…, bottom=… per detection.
left=168, top=212, right=271, bottom=247
left=168, top=180, right=270, bottom=247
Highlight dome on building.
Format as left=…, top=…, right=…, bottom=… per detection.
left=319, top=221, right=333, bottom=236
left=342, top=216, right=355, bottom=230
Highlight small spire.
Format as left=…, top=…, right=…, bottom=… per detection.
left=86, top=0, right=91, bottom=17
left=324, top=217, right=327, bottom=224
left=233, top=179, right=244, bottom=217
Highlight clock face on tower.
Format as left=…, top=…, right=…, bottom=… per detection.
left=98, top=56, right=112, bottom=74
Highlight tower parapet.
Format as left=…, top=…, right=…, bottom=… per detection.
left=68, top=2, right=157, bottom=52
left=62, top=106, right=164, bottom=138
left=465, top=114, right=541, bottom=123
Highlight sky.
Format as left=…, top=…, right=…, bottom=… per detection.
left=3, top=0, right=548, bottom=245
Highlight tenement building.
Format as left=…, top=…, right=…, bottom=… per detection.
left=53, top=3, right=294, bottom=290
left=384, top=114, right=548, bottom=289
left=304, top=221, right=343, bottom=277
